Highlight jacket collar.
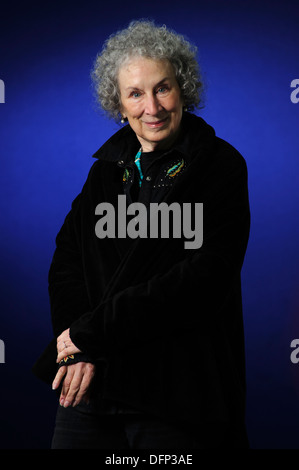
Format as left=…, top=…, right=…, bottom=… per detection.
left=91, top=113, right=216, bottom=268
left=92, top=112, right=216, bottom=166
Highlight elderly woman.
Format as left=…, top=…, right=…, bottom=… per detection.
left=33, top=20, right=250, bottom=449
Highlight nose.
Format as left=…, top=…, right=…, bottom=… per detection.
left=144, top=93, right=162, bottom=115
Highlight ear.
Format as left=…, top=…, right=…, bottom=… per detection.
left=119, top=110, right=126, bottom=121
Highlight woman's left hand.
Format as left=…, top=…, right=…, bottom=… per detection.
left=56, top=328, right=82, bottom=363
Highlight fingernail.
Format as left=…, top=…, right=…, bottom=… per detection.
left=64, top=401, right=70, bottom=408
left=52, top=382, right=57, bottom=390
left=60, top=398, right=64, bottom=406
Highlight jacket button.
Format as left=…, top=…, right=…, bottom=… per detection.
left=145, top=175, right=152, bottom=181
left=117, top=160, right=125, bottom=166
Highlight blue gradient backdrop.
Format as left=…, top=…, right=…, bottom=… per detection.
left=0, top=0, right=298, bottom=449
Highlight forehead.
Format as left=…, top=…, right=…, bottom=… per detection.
left=118, top=57, right=175, bottom=87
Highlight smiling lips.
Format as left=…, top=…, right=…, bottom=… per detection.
left=143, top=117, right=169, bottom=128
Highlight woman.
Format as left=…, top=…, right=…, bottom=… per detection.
left=33, top=20, right=250, bottom=449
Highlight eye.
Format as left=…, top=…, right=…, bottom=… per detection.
left=129, top=91, right=142, bottom=98
left=157, top=86, right=169, bottom=94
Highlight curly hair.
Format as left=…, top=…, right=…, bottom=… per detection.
left=91, top=20, right=204, bottom=122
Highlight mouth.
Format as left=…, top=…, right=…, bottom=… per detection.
left=143, top=117, right=169, bottom=128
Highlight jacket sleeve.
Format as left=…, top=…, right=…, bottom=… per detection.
left=48, top=191, right=92, bottom=338
left=69, top=150, right=251, bottom=360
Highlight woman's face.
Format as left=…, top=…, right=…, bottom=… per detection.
left=118, top=57, right=184, bottom=152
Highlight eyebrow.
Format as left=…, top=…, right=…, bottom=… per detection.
left=125, top=77, right=171, bottom=91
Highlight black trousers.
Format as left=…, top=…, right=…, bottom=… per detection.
left=51, top=401, right=248, bottom=449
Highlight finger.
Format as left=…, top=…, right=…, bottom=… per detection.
left=57, top=341, right=66, bottom=354
left=72, top=365, right=95, bottom=407
left=56, top=329, right=71, bottom=353
left=60, top=367, right=75, bottom=406
left=56, top=344, right=81, bottom=363
left=57, top=338, right=69, bottom=354
left=63, top=367, right=85, bottom=407
left=56, top=347, right=69, bottom=363
left=52, top=366, right=67, bottom=390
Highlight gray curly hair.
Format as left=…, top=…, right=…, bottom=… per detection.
left=91, top=20, right=204, bottom=122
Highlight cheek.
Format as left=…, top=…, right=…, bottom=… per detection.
left=126, top=103, right=143, bottom=120
left=170, top=99, right=183, bottom=117
left=167, top=93, right=183, bottom=112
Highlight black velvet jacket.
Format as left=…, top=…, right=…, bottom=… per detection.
left=33, top=112, right=250, bottom=434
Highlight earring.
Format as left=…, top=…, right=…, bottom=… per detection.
left=183, top=106, right=188, bottom=112
left=121, top=116, right=126, bottom=124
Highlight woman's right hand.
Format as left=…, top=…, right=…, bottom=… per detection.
left=52, top=362, right=95, bottom=408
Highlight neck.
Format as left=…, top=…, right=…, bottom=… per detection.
left=138, top=140, right=164, bottom=153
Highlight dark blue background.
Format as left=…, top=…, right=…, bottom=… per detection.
left=0, top=0, right=298, bottom=449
